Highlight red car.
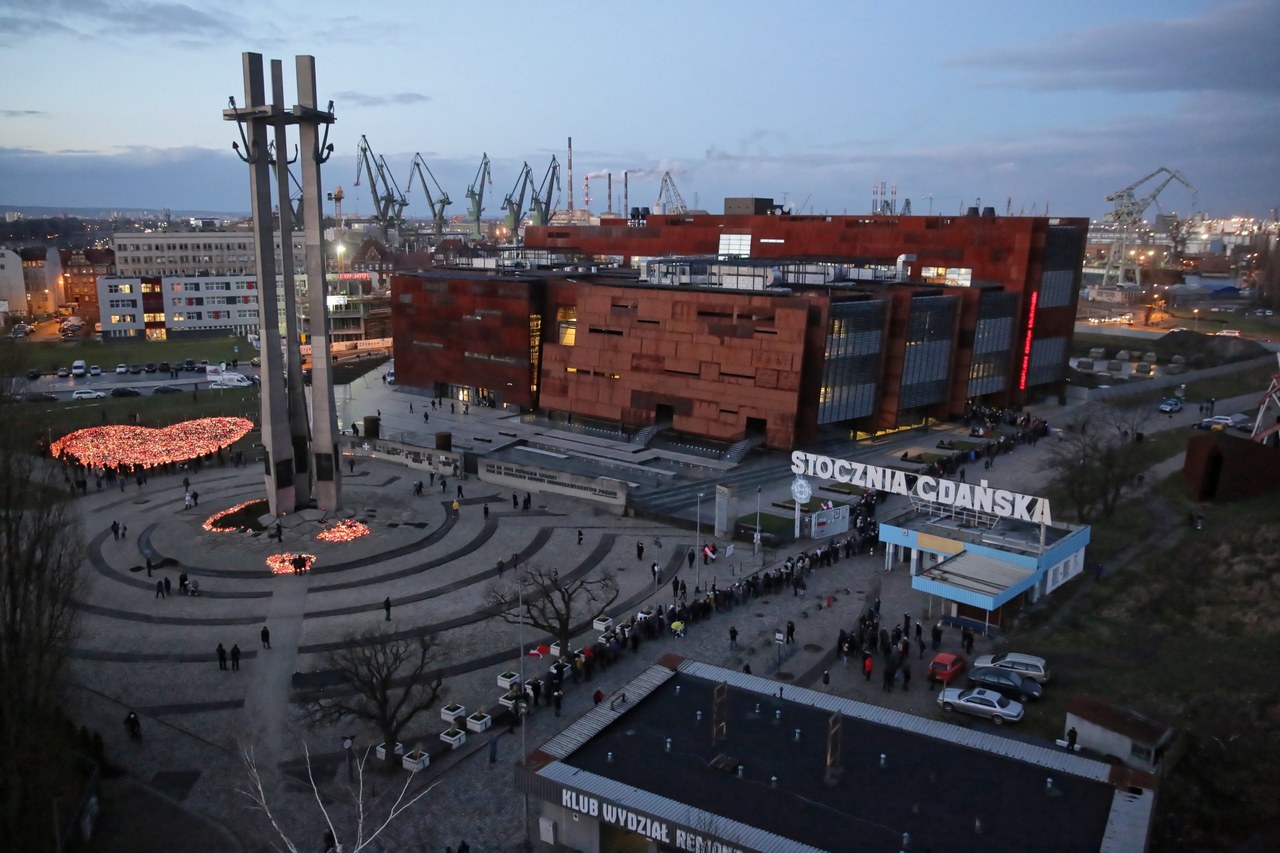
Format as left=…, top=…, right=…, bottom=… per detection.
left=928, top=652, right=967, bottom=685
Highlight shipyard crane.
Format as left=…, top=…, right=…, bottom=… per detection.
left=354, top=135, right=409, bottom=240
left=501, top=162, right=534, bottom=239
left=465, top=153, right=492, bottom=238
left=656, top=171, right=687, bottom=214
left=1101, top=167, right=1197, bottom=289
left=528, top=156, right=560, bottom=227
left=406, top=153, right=452, bottom=237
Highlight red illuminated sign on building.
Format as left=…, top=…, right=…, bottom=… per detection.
left=1018, top=291, right=1039, bottom=391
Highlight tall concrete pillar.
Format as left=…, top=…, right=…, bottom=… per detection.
left=224, top=52, right=296, bottom=516
left=294, top=55, right=342, bottom=511
left=269, top=59, right=313, bottom=504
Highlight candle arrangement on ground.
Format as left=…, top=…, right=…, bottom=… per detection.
left=316, top=519, right=370, bottom=542
left=50, top=417, right=254, bottom=470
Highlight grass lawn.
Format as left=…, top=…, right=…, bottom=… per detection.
left=22, top=335, right=255, bottom=372
left=734, top=511, right=794, bottom=537
left=1008, top=477, right=1280, bottom=848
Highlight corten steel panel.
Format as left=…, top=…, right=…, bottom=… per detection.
left=390, top=272, right=541, bottom=408
left=543, top=281, right=808, bottom=448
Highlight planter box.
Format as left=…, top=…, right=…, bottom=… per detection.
left=497, top=671, right=522, bottom=690
left=466, top=712, right=492, bottom=733
left=593, top=616, right=613, bottom=632
left=499, top=690, right=524, bottom=710
left=440, top=704, right=467, bottom=724
left=402, top=750, right=429, bottom=773
left=440, top=728, right=467, bottom=749
left=375, top=742, right=404, bottom=761
left=550, top=642, right=563, bottom=658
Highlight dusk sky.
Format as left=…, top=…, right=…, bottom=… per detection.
left=1, top=0, right=1276, bottom=221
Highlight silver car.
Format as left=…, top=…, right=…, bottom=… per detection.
left=972, top=652, right=1051, bottom=684
left=938, top=687, right=1024, bottom=725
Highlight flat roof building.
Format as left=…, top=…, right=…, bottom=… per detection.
left=519, top=656, right=1155, bottom=852
left=392, top=212, right=1087, bottom=450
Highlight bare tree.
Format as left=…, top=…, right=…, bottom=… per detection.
left=239, top=741, right=443, bottom=852
left=0, top=352, right=86, bottom=847
left=302, top=630, right=446, bottom=770
left=486, top=565, right=620, bottom=656
left=1039, top=403, right=1153, bottom=522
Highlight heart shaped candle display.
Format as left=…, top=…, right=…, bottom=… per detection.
left=50, top=417, right=254, bottom=470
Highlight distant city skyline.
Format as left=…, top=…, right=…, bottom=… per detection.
left=1, top=0, right=1276, bottom=221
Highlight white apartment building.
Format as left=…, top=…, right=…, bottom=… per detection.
left=111, top=229, right=305, bottom=278
left=97, top=275, right=260, bottom=339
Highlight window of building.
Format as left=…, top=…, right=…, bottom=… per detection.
left=717, top=233, right=751, bottom=257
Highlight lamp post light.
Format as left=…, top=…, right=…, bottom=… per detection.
left=1193, top=308, right=1199, bottom=332
left=342, top=735, right=354, bottom=783
left=755, top=486, right=762, bottom=566
left=696, top=492, right=704, bottom=592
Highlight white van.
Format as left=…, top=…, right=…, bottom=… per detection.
left=71, top=359, right=87, bottom=377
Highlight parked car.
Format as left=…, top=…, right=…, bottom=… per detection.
left=71, top=390, right=106, bottom=400
left=250, top=356, right=261, bottom=367
left=115, top=363, right=129, bottom=375
left=56, top=367, right=70, bottom=378
left=89, top=364, right=102, bottom=376
left=928, top=652, right=967, bottom=685
left=966, top=666, right=1043, bottom=702
left=1229, top=414, right=1253, bottom=432
left=129, top=364, right=143, bottom=374
left=971, top=652, right=1050, bottom=684
left=183, top=358, right=197, bottom=372
left=24, top=392, right=59, bottom=403
left=110, top=387, right=141, bottom=398
left=151, top=385, right=183, bottom=395
left=938, top=687, right=1025, bottom=725
left=1158, top=398, right=1183, bottom=414
left=144, top=362, right=157, bottom=373
left=26, top=368, right=40, bottom=380
left=158, top=361, right=171, bottom=373
left=1194, top=415, right=1235, bottom=430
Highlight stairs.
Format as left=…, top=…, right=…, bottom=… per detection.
left=631, top=421, right=668, bottom=447
left=723, top=435, right=765, bottom=463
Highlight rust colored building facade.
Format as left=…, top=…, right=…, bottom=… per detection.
left=392, top=212, right=1087, bottom=449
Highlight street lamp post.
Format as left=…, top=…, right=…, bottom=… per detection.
left=1193, top=308, right=1199, bottom=332
left=517, top=573, right=531, bottom=848
left=755, top=486, right=762, bottom=567
left=342, top=735, right=354, bottom=783
left=695, top=492, right=704, bottom=592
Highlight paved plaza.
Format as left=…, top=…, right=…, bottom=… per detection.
left=68, top=376, right=1254, bottom=851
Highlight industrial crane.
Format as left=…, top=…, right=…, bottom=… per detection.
left=501, top=162, right=534, bottom=239
left=656, top=171, right=687, bottom=215
left=528, top=155, right=560, bottom=227
left=354, top=135, right=409, bottom=240
left=1101, top=167, right=1197, bottom=289
left=465, top=153, right=492, bottom=238
left=406, top=153, right=452, bottom=237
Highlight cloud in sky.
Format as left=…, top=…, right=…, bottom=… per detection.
left=332, top=91, right=431, bottom=109
left=0, top=2, right=1274, bottom=219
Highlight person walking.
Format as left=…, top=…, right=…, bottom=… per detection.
left=155, top=579, right=165, bottom=599
left=125, top=711, right=142, bottom=741
left=636, top=540, right=645, bottom=561
left=931, top=622, right=943, bottom=651
left=261, top=625, right=271, bottom=649
left=785, top=620, right=795, bottom=645
left=822, top=670, right=830, bottom=690
left=729, top=626, right=738, bottom=649
left=230, top=644, right=241, bottom=672
left=111, top=520, right=120, bottom=541
left=901, top=661, right=911, bottom=691
left=553, top=689, right=563, bottom=717
left=577, top=529, right=583, bottom=546
left=217, top=643, right=228, bottom=671
left=1067, top=726, right=1078, bottom=751
left=163, top=576, right=171, bottom=597
left=383, top=596, right=392, bottom=621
